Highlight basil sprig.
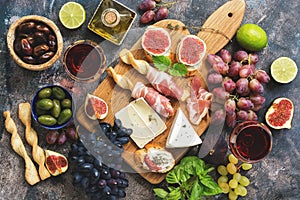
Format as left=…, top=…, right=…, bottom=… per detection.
left=154, top=156, right=222, bottom=200
left=152, top=55, right=188, bottom=76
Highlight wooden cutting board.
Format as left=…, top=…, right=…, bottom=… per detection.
left=76, top=0, right=246, bottom=184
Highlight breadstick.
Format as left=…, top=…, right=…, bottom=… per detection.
left=18, top=103, right=51, bottom=180
left=3, top=111, right=40, bottom=185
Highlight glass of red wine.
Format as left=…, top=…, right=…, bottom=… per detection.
left=63, top=40, right=106, bottom=82
left=229, top=121, right=272, bottom=163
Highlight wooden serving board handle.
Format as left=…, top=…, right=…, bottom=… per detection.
left=197, top=0, right=246, bottom=54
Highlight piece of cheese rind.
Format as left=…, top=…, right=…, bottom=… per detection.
left=166, top=108, right=202, bottom=148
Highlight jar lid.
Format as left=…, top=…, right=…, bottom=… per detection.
left=101, top=8, right=120, bottom=28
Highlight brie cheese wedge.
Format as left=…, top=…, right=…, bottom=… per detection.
left=115, top=98, right=167, bottom=148
left=166, top=108, right=202, bottom=148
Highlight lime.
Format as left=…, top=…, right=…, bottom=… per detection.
left=59, top=2, right=86, bottom=29
left=236, top=23, right=268, bottom=52
left=270, top=57, right=298, bottom=83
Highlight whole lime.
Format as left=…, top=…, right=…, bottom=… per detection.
left=236, top=24, right=268, bottom=52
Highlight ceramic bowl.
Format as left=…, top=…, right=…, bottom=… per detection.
left=31, top=85, right=73, bottom=130
left=7, top=15, right=63, bottom=71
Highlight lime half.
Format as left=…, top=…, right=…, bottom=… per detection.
left=59, top=2, right=86, bottom=29
left=271, top=57, right=298, bottom=83
left=236, top=24, right=268, bottom=52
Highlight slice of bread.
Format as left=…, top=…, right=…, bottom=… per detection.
left=134, top=145, right=175, bottom=173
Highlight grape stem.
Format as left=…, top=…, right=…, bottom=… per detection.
left=159, top=1, right=176, bottom=8
left=166, top=23, right=232, bottom=41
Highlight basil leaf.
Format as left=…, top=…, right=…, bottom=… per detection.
left=200, top=174, right=223, bottom=195
left=190, top=179, right=203, bottom=200
left=153, top=188, right=169, bottom=199
left=166, top=166, right=181, bottom=184
left=153, top=55, right=171, bottom=71
left=166, top=188, right=182, bottom=200
left=168, top=63, right=188, bottom=76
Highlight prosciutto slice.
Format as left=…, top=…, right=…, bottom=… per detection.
left=187, top=76, right=212, bottom=125
left=132, top=82, right=175, bottom=118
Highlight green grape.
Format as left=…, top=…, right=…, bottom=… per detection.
left=218, top=175, right=229, bottom=184
left=229, top=179, right=238, bottom=189
left=219, top=182, right=230, bottom=194
left=226, top=163, right=237, bottom=175
left=217, top=165, right=228, bottom=176
left=238, top=184, right=248, bottom=196
left=239, top=175, right=250, bottom=186
left=234, top=185, right=243, bottom=195
left=241, top=162, right=253, bottom=170
left=233, top=172, right=241, bottom=181
left=228, top=190, right=238, bottom=200
left=228, top=154, right=239, bottom=164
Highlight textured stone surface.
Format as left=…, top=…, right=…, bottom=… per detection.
left=0, top=0, right=299, bottom=200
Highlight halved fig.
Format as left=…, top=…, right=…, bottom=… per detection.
left=141, top=27, right=171, bottom=56
left=177, top=35, right=206, bottom=67
left=45, top=150, right=68, bottom=176
left=84, top=93, right=108, bottom=120
left=265, top=97, right=294, bottom=129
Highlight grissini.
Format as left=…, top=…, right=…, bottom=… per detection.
left=3, top=110, right=40, bottom=185
left=18, top=102, right=51, bottom=180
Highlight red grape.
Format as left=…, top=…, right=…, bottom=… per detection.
left=224, top=98, right=236, bottom=114
left=234, top=50, right=248, bottom=62
left=222, top=77, right=236, bottom=93
left=207, top=72, right=223, bottom=84
left=212, top=87, right=229, bottom=100
left=154, top=6, right=168, bottom=21
left=226, top=111, right=236, bottom=128
left=220, top=49, right=232, bottom=63
left=239, top=65, right=252, bottom=78
left=65, top=126, right=78, bottom=140
left=207, top=54, right=223, bottom=65
left=236, top=78, right=249, bottom=96
left=139, top=0, right=156, bottom=10
left=237, top=97, right=254, bottom=110
left=252, top=104, right=263, bottom=112
left=255, top=69, right=270, bottom=83
left=249, top=53, right=259, bottom=64
left=228, top=61, right=242, bottom=78
left=249, top=78, right=264, bottom=94
left=236, top=110, right=248, bottom=121
left=247, top=110, right=258, bottom=121
left=249, top=93, right=266, bottom=105
left=57, top=132, right=67, bottom=145
left=140, top=10, right=155, bottom=24
left=46, top=130, right=59, bottom=144
left=213, top=62, right=229, bottom=75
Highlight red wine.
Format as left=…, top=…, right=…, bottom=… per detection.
left=229, top=121, right=272, bottom=163
left=64, top=41, right=106, bottom=81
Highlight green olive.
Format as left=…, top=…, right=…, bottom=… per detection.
left=51, top=99, right=61, bottom=118
left=38, top=88, right=52, bottom=98
left=61, top=98, right=72, bottom=108
left=57, top=108, right=72, bottom=125
left=38, top=115, right=57, bottom=126
left=52, top=87, right=66, bottom=100
left=36, top=98, right=54, bottom=110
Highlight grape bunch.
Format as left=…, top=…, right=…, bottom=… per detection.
left=139, top=0, right=175, bottom=24
left=77, top=118, right=132, bottom=170
left=46, top=125, right=78, bottom=145
left=207, top=49, right=270, bottom=127
left=69, top=141, right=129, bottom=200
left=217, top=154, right=253, bottom=200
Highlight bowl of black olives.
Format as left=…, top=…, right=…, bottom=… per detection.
left=7, top=15, right=63, bottom=71
left=31, top=85, right=73, bottom=130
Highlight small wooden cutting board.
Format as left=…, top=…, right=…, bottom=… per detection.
left=76, top=0, right=246, bottom=184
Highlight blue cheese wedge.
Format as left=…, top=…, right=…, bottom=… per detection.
left=115, top=97, right=167, bottom=148
left=166, top=108, right=202, bottom=148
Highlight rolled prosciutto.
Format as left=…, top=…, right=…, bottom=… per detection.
left=132, top=82, right=175, bottom=118
left=186, top=76, right=212, bottom=125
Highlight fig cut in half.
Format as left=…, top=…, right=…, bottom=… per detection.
left=84, top=93, right=108, bottom=120
left=265, top=97, right=294, bottom=129
left=45, top=150, right=68, bottom=176
left=177, top=35, right=206, bottom=67
left=141, top=27, right=171, bottom=56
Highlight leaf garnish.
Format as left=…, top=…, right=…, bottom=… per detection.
left=152, top=55, right=188, bottom=76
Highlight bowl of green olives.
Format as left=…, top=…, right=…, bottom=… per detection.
left=7, top=15, right=63, bottom=71
left=31, top=85, right=73, bottom=130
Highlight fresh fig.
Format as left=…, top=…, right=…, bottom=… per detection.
left=265, top=97, right=294, bottom=129
left=84, top=93, right=108, bottom=120
left=45, top=150, right=68, bottom=176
